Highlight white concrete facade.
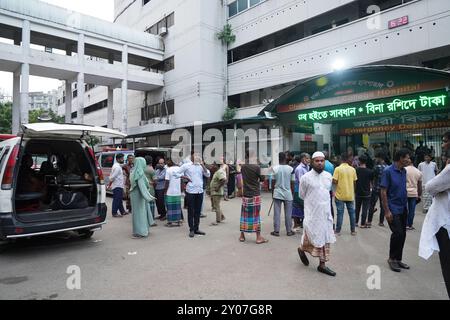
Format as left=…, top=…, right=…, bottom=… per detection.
left=106, top=0, right=450, bottom=141
left=227, top=0, right=450, bottom=96
left=113, top=0, right=228, bottom=137
left=5, top=0, right=448, bottom=143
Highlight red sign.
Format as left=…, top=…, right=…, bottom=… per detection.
left=304, top=134, right=313, bottom=141
left=388, top=16, right=408, bottom=29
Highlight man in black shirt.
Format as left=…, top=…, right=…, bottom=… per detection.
left=355, top=155, right=374, bottom=228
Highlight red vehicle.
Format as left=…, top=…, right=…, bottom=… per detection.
left=0, top=134, right=16, bottom=142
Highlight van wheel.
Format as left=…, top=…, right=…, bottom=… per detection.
left=78, top=230, right=94, bottom=239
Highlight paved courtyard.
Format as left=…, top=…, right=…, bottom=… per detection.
left=0, top=193, right=447, bottom=300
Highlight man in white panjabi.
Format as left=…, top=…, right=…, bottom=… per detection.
left=419, top=131, right=450, bottom=298
left=297, top=152, right=337, bottom=276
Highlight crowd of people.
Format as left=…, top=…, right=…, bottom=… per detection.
left=106, top=131, right=450, bottom=297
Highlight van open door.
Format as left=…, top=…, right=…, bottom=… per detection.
left=21, top=123, right=127, bottom=139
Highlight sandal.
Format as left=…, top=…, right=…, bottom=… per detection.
left=256, top=239, right=269, bottom=244
left=270, top=231, right=280, bottom=237
left=239, top=236, right=245, bottom=242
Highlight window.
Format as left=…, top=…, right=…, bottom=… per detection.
left=101, top=154, right=114, bottom=168
left=229, top=0, right=262, bottom=17
left=143, top=0, right=151, bottom=6
left=164, top=56, right=174, bottom=72
left=149, top=24, right=157, bottom=35
left=149, top=56, right=174, bottom=73
left=84, top=99, right=108, bottom=115
left=166, top=12, right=174, bottom=28
left=73, top=90, right=77, bottom=98
left=160, top=99, right=174, bottom=116
left=145, top=12, right=175, bottom=35
left=228, top=1, right=238, bottom=17
left=157, top=20, right=166, bottom=33
left=237, top=0, right=248, bottom=12
left=71, top=111, right=77, bottom=119
left=141, top=99, right=175, bottom=121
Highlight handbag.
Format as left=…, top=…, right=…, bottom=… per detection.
left=50, top=189, right=89, bottom=210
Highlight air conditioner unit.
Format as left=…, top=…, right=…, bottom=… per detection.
left=161, top=117, right=168, bottom=124
left=158, top=27, right=168, bottom=36
left=139, top=120, right=148, bottom=126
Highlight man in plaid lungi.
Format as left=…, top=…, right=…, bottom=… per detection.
left=239, top=150, right=268, bottom=244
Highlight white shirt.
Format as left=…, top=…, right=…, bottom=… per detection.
left=109, top=162, right=124, bottom=190
left=419, top=164, right=450, bottom=259
left=299, top=169, right=336, bottom=248
left=165, top=166, right=181, bottom=196
left=418, top=161, right=437, bottom=184
left=178, top=162, right=210, bottom=194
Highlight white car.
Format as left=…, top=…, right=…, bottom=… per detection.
left=0, top=123, right=126, bottom=242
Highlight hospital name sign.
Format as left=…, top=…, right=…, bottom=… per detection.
left=297, top=92, right=448, bottom=122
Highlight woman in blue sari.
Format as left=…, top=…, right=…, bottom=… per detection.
left=130, top=157, right=156, bottom=238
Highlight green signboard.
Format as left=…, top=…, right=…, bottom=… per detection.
left=296, top=90, right=449, bottom=123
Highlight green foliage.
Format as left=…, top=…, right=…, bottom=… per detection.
left=29, top=108, right=65, bottom=124
left=87, top=136, right=100, bottom=148
left=222, top=106, right=237, bottom=121
left=0, top=102, right=12, bottom=133
left=0, top=104, right=65, bottom=133
left=217, top=24, right=236, bottom=45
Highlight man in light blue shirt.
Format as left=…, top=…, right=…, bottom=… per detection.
left=178, top=152, right=211, bottom=237
left=324, top=151, right=335, bottom=176
left=293, top=153, right=310, bottom=230
left=323, top=151, right=335, bottom=229
left=155, top=157, right=167, bottom=220
left=270, top=152, right=295, bottom=237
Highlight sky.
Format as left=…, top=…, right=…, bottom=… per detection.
left=0, top=0, right=114, bottom=97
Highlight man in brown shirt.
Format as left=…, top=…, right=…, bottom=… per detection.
left=239, top=150, right=268, bottom=244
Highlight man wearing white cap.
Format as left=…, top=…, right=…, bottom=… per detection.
left=297, top=151, right=337, bottom=276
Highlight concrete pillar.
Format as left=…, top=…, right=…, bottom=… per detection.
left=121, top=80, right=127, bottom=134
left=121, top=44, right=128, bottom=134
left=20, top=63, right=30, bottom=125
left=77, top=72, right=85, bottom=124
left=77, top=34, right=85, bottom=124
left=65, top=81, right=72, bottom=123
left=22, top=20, right=30, bottom=54
left=77, top=33, right=85, bottom=63
left=20, top=20, right=30, bottom=126
left=107, top=87, right=114, bottom=129
left=12, top=72, right=20, bottom=134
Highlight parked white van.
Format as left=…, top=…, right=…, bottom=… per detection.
left=0, top=123, right=126, bottom=242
